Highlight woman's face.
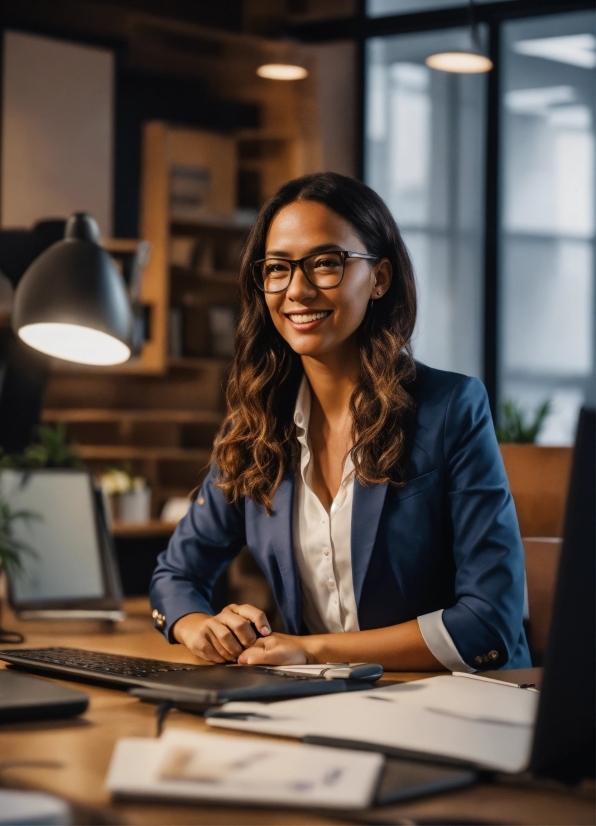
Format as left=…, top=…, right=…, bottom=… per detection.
left=263, top=201, right=391, bottom=362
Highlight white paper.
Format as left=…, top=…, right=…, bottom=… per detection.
left=206, top=675, right=539, bottom=774
left=106, top=729, right=383, bottom=810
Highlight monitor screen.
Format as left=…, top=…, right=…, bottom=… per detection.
left=1, top=469, right=107, bottom=605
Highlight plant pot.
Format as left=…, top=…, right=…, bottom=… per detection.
left=499, top=444, right=573, bottom=537
left=115, top=489, right=151, bottom=524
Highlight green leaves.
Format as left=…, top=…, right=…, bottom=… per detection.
left=0, top=499, right=39, bottom=577
left=0, top=424, right=82, bottom=470
left=496, top=399, right=551, bottom=444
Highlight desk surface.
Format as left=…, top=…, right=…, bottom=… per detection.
left=0, top=598, right=593, bottom=826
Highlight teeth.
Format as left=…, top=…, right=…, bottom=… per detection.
left=290, top=311, right=330, bottom=324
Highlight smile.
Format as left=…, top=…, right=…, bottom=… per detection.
left=286, top=310, right=332, bottom=324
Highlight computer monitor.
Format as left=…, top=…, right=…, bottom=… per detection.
left=530, top=407, right=595, bottom=782
left=1, top=469, right=123, bottom=619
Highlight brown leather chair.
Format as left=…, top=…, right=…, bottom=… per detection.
left=523, top=537, right=563, bottom=665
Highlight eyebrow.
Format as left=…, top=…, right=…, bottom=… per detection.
left=264, top=243, right=344, bottom=258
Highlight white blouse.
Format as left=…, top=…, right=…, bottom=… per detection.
left=291, top=376, right=474, bottom=673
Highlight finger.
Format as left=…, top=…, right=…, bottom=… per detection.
left=211, top=623, right=244, bottom=659
left=237, top=643, right=271, bottom=666
left=205, top=628, right=237, bottom=662
left=230, top=604, right=272, bottom=636
left=193, top=639, right=226, bottom=664
left=225, top=614, right=257, bottom=648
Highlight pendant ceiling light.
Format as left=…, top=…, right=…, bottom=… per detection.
left=426, top=0, right=493, bottom=74
left=256, top=63, right=308, bottom=80
left=12, top=213, right=133, bottom=366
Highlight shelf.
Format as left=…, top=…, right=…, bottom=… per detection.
left=76, top=445, right=211, bottom=461
left=168, top=356, right=232, bottom=371
left=112, top=520, right=178, bottom=538
left=42, top=408, right=222, bottom=425
left=170, top=213, right=254, bottom=234
left=170, top=265, right=239, bottom=285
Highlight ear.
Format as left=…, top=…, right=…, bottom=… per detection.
left=370, top=258, right=392, bottom=300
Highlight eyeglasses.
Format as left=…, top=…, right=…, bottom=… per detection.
left=251, top=250, right=379, bottom=294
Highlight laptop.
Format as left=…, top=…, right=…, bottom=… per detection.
left=0, top=670, right=88, bottom=723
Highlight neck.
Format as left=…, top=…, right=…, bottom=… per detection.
left=300, top=341, right=360, bottom=420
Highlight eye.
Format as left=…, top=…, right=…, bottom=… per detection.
left=314, top=256, right=342, bottom=269
left=265, top=261, right=290, bottom=276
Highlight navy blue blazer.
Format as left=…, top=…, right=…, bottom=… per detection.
left=150, top=364, right=531, bottom=670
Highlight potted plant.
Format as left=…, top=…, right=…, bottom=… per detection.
left=0, top=423, right=82, bottom=470
left=0, top=495, right=38, bottom=643
left=497, top=400, right=573, bottom=537
left=98, top=466, right=151, bottom=525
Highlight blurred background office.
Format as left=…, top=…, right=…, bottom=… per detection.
left=0, top=0, right=593, bottom=617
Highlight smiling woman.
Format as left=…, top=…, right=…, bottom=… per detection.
left=150, top=172, right=531, bottom=674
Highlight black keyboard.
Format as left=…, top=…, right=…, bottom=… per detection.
left=0, top=647, right=201, bottom=688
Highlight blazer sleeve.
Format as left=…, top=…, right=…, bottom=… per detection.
left=441, top=376, right=526, bottom=669
left=149, top=462, right=246, bottom=642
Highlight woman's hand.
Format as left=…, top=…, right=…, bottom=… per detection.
left=237, top=632, right=311, bottom=666
left=172, top=604, right=271, bottom=663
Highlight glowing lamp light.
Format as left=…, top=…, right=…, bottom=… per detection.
left=425, top=51, right=493, bottom=73
left=18, top=323, right=130, bottom=366
left=256, top=63, right=308, bottom=81
left=12, top=213, right=133, bottom=366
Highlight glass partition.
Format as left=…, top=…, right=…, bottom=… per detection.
left=365, top=29, right=487, bottom=377
left=499, top=11, right=596, bottom=443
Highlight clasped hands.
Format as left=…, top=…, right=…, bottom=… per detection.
left=172, top=603, right=311, bottom=666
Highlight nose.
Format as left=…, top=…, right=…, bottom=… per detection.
left=285, top=263, right=318, bottom=302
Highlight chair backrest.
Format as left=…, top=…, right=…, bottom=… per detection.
left=500, top=445, right=572, bottom=537
left=522, top=537, right=563, bottom=664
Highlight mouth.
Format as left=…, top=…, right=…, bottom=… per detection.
left=285, top=310, right=332, bottom=327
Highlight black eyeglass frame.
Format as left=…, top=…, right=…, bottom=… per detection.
left=251, top=249, right=380, bottom=293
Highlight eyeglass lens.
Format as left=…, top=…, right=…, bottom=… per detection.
left=256, top=252, right=344, bottom=292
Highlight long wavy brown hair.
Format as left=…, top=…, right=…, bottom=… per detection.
left=213, top=172, right=417, bottom=513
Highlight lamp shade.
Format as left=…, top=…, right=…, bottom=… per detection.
left=12, top=213, right=133, bottom=366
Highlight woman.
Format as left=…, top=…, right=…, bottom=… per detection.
left=150, top=172, right=530, bottom=672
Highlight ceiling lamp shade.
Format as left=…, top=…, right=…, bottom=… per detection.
left=425, top=51, right=493, bottom=73
left=256, top=63, right=308, bottom=80
left=426, top=0, right=492, bottom=74
left=12, top=213, right=133, bottom=366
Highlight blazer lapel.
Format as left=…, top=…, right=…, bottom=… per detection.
left=351, top=480, right=388, bottom=608
left=270, top=472, right=301, bottom=634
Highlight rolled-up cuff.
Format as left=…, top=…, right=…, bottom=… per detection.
left=418, top=609, right=476, bottom=673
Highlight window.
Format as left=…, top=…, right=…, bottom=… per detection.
left=499, top=11, right=595, bottom=443
left=365, top=28, right=486, bottom=378
left=364, top=4, right=595, bottom=443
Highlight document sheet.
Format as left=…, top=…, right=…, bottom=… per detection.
left=206, top=675, right=539, bottom=773
left=106, top=729, right=384, bottom=809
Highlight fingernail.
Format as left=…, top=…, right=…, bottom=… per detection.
left=260, top=626, right=271, bottom=636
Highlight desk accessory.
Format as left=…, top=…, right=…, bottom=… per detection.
left=0, top=670, right=88, bottom=723
left=106, top=728, right=383, bottom=810
left=0, top=647, right=377, bottom=706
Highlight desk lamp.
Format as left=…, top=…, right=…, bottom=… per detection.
left=12, top=213, right=133, bottom=366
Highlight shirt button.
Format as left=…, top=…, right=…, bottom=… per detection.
left=327, top=578, right=334, bottom=587
left=323, top=548, right=330, bottom=556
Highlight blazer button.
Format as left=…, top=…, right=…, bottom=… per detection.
left=475, top=656, right=483, bottom=665
left=151, top=608, right=166, bottom=630
left=489, top=650, right=498, bottom=660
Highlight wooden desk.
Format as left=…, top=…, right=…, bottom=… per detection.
left=0, top=599, right=593, bottom=825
